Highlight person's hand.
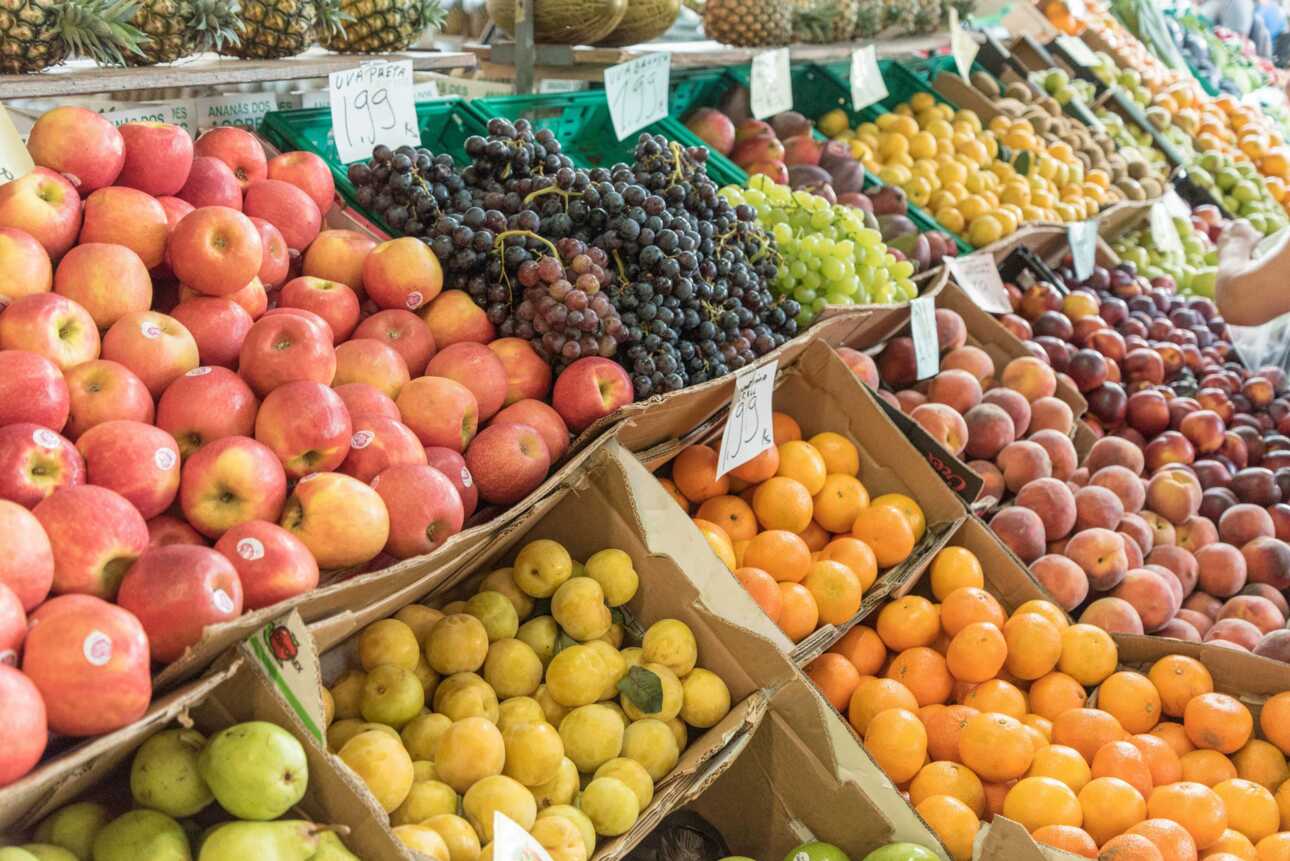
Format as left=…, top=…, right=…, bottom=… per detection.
left=1219, top=218, right=1261, bottom=257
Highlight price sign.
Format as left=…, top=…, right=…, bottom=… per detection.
left=949, top=8, right=980, bottom=80
left=1057, top=34, right=1098, bottom=67
left=910, top=296, right=939, bottom=380
left=716, top=358, right=779, bottom=477
left=194, top=92, right=279, bottom=130
left=493, top=812, right=554, bottom=861
left=1069, top=220, right=1098, bottom=282
left=329, top=60, right=420, bottom=164
left=0, top=105, right=34, bottom=184
left=1150, top=201, right=1184, bottom=257
left=604, top=52, right=671, bottom=142
left=850, top=45, right=889, bottom=112
left=750, top=47, right=792, bottom=120
left=1164, top=187, right=1191, bottom=220
left=947, top=253, right=1011, bottom=314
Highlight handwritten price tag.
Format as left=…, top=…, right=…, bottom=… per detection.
left=1150, top=201, right=1184, bottom=257
left=0, top=105, right=34, bottom=184
left=717, top=358, right=778, bottom=477
left=948, top=253, right=1011, bottom=314
left=604, top=52, right=671, bottom=142
left=850, top=45, right=889, bottom=112
left=1069, top=220, right=1098, bottom=282
left=750, top=48, right=792, bottom=120
left=329, top=60, right=420, bottom=164
left=1057, top=34, right=1098, bottom=68
left=493, top=812, right=554, bottom=861
left=909, top=296, right=940, bottom=380
left=949, top=9, right=979, bottom=80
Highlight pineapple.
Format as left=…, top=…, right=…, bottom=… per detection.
left=853, top=0, right=883, bottom=37
left=912, top=0, right=941, bottom=33
left=882, top=0, right=917, bottom=35
left=792, top=0, right=855, bottom=42
left=320, top=0, right=443, bottom=52
left=0, top=0, right=147, bottom=73
left=127, top=0, right=241, bottom=64
left=684, top=0, right=790, bottom=47
left=221, top=0, right=341, bottom=59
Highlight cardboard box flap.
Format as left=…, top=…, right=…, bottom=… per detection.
left=1112, top=634, right=1290, bottom=713
left=976, top=816, right=1071, bottom=860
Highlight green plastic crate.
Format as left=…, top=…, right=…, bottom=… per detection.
left=814, top=57, right=958, bottom=121
left=669, top=68, right=739, bottom=122
left=472, top=90, right=745, bottom=187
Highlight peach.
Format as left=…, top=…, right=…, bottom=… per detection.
left=1066, top=527, right=1129, bottom=590
left=396, top=376, right=479, bottom=452
left=339, top=415, right=427, bottom=484
left=1240, top=583, right=1288, bottom=616
left=1080, top=597, right=1144, bottom=635
left=1144, top=431, right=1196, bottom=472
left=254, top=381, right=352, bottom=479
left=970, top=460, right=1005, bottom=502
left=53, top=243, right=152, bottom=329
left=1029, top=430, right=1078, bottom=482
left=1180, top=409, right=1226, bottom=455
left=981, top=388, right=1031, bottom=437
left=420, top=290, right=495, bottom=347
left=940, top=345, right=994, bottom=382
left=1204, top=617, right=1262, bottom=650
left=1175, top=515, right=1219, bottom=552
left=1090, top=465, right=1146, bottom=513
left=1241, top=536, right=1290, bottom=589
left=0, top=226, right=53, bottom=308
left=333, top=382, right=399, bottom=422
left=101, top=311, right=199, bottom=398
left=1253, top=629, right=1290, bottom=662
left=302, top=229, right=376, bottom=295
left=489, top=338, right=552, bottom=406
left=963, top=404, right=1015, bottom=460
left=169, top=206, right=263, bottom=297
left=997, top=440, right=1052, bottom=494
left=0, top=168, right=82, bottom=259
left=156, top=366, right=259, bottom=459
left=910, top=403, right=968, bottom=456
left=1218, top=504, right=1275, bottom=547
left=1074, top=485, right=1125, bottom=531
left=876, top=338, right=916, bottom=388
left=243, top=179, right=322, bottom=252
left=0, top=292, right=100, bottom=371
left=1122, top=533, right=1144, bottom=569
left=1086, top=436, right=1145, bottom=475
left=1015, top=477, right=1077, bottom=541
left=1030, top=554, right=1088, bottom=610
left=27, top=107, right=124, bottom=193
left=1184, top=591, right=1224, bottom=619
left=354, top=309, right=436, bottom=375
left=491, top=399, right=570, bottom=464
left=193, top=126, right=266, bottom=189
left=249, top=217, right=289, bottom=289
left=897, top=390, right=927, bottom=414
left=464, top=423, right=551, bottom=506
left=1111, top=568, right=1181, bottom=632
left=169, top=297, right=253, bottom=369
left=266, top=151, right=335, bottom=213
left=1145, top=545, right=1198, bottom=597
left=117, top=122, right=193, bottom=197
left=836, top=346, right=879, bottom=388
left=1141, top=511, right=1177, bottom=548
left=1001, top=356, right=1057, bottom=402
left=1157, top=618, right=1200, bottom=641
left=279, top=472, right=389, bottom=569
left=1126, top=390, right=1171, bottom=437
left=238, top=312, right=336, bottom=398
left=1029, top=397, right=1074, bottom=435
left=177, top=156, right=242, bottom=209
left=1217, top=595, right=1284, bottom=634
left=426, top=342, right=509, bottom=422
left=927, top=369, right=982, bottom=414
left=364, top=236, right=443, bottom=311
left=332, top=339, right=410, bottom=400
left=1118, top=512, right=1155, bottom=555
left=935, top=308, right=967, bottom=352
left=989, top=506, right=1046, bottom=563
left=1146, top=470, right=1203, bottom=526
left=1177, top=609, right=1214, bottom=635
left=64, top=359, right=154, bottom=440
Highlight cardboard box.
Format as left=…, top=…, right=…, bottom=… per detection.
left=308, top=439, right=798, bottom=860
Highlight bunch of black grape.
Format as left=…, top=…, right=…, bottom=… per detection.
left=512, top=237, right=627, bottom=369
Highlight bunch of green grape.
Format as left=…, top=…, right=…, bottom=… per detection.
left=720, top=176, right=917, bottom=326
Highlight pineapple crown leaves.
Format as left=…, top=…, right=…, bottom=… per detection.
left=59, top=0, right=151, bottom=66
left=315, top=0, right=351, bottom=41
left=188, top=0, right=243, bottom=53
left=417, top=0, right=448, bottom=33
left=791, top=0, right=837, bottom=41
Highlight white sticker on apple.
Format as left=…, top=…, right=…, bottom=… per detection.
left=405, top=291, right=424, bottom=310
left=83, top=630, right=112, bottom=666
left=154, top=448, right=177, bottom=471
left=0, top=649, right=15, bottom=667
left=213, top=588, right=235, bottom=614
left=236, top=537, right=265, bottom=561
left=351, top=430, right=375, bottom=449
left=460, top=466, right=473, bottom=487
left=186, top=366, right=213, bottom=377
left=32, top=428, right=61, bottom=449
left=141, top=321, right=163, bottom=339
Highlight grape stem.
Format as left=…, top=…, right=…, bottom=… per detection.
left=522, top=184, right=583, bottom=212
left=493, top=230, right=561, bottom=262
left=668, top=142, right=687, bottom=184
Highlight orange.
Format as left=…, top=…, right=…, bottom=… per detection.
left=929, top=547, right=984, bottom=600
left=734, top=567, right=782, bottom=623
left=798, top=519, right=830, bottom=552
left=1232, top=741, right=1290, bottom=791
left=1016, top=599, right=1070, bottom=631
left=1099, top=834, right=1166, bottom=860
left=1004, top=612, right=1062, bottom=681
left=1030, top=671, right=1090, bottom=721
left=940, top=587, right=1006, bottom=637
left=915, top=795, right=978, bottom=861
left=1101, top=672, right=1165, bottom=735
left=876, top=595, right=941, bottom=651
left=1029, top=744, right=1093, bottom=792
left=870, top=493, right=926, bottom=542
left=946, top=622, right=1007, bottom=684
left=924, top=703, right=978, bottom=763
left=1093, top=740, right=1155, bottom=800
left=960, top=711, right=1034, bottom=782
left=864, top=707, right=928, bottom=784
left=1059, top=623, right=1119, bottom=686
left=1033, top=825, right=1098, bottom=857
left=821, top=538, right=878, bottom=592
left=1080, top=776, right=1148, bottom=845
left=1255, top=833, right=1290, bottom=861
left=730, top=444, right=779, bottom=483
left=851, top=505, right=916, bottom=568
left=806, top=652, right=861, bottom=712
left=1024, top=713, right=1054, bottom=742
left=830, top=625, right=886, bottom=676
left=1213, top=780, right=1280, bottom=844
left=910, top=760, right=987, bottom=816
left=1126, top=819, right=1199, bottom=861
left=982, top=780, right=1011, bottom=819
left=776, top=582, right=818, bottom=642
left=1150, top=656, right=1214, bottom=718
left=803, top=560, right=863, bottom=626
left=776, top=440, right=828, bottom=495
left=672, top=445, right=728, bottom=503
left=962, top=679, right=1027, bottom=720
left=848, top=677, right=919, bottom=735
left=1053, top=708, right=1128, bottom=764
left=809, top=432, right=860, bottom=476
left=1130, top=734, right=1184, bottom=788
left=1154, top=722, right=1198, bottom=759
left=1201, top=830, right=1256, bottom=860
left=812, top=474, right=869, bottom=533
left=1148, top=782, right=1229, bottom=851
left=658, top=477, right=689, bottom=512
left=887, top=646, right=953, bottom=707
left=771, top=412, right=800, bottom=446
left=1259, top=692, right=1290, bottom=755
left=1004, top=775, right=1084, bottom=832
left=1185, top=694, right=1253, bottom=755
left=1277, top=779, right=1290, bottom=832
left=692, top=518, right=736, bottom=569
left=742, top=529, right=812, bottom=583
left=696, top=495, right=758, bottom=541
left=1023, top=722, right=1051, bottom=754
left=1180, top=750, right=1239, bottom=787
left=752, top=476, right=814, bottom=533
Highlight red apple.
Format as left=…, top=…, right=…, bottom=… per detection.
left=27, top=107, right=125, bottom=193
left=254, top=381, right=352, bottom=479
left=302, top=229, right=375, bottom=296
left=279, top=276, right=360, bottom=342
left=64, top=359, right=154, bottom=439
left=34, top=485, right=148, bottom=598
left=0, top=168, right=83, bottom=258
left=157, top=195, right=195, bottom=277
left=333, top=339, right=410, bottom=400
left=0, top=349, right=69, bottom=431
left=117, top=121, right=193, bottom=197
left=101, top=310, right=199, bottom=398
left=0, top=582, right=25, bottom=661
left=551, top=356, right=633, bottom=432
left=260, top=306, right=333, bottom=338
left=339, top=414, right=427, bottom=484
left=334, top=382, right=400, bottom=422
left=465, top=423, right=551, bottom=506
left=0, top=226, right=53, bottom=308
left=396, top=376, right=479, bottom=452
left=489, top=337, right=552, bottom=406
left=76, top=420, right=181, bottom=519
left=0, top=293, right=100, bottom=370
left=22, top=594, right=150, bottom=736
left=156, top=365, right=259, bottom=459
left=170, top=297, right=253, bottom=368
left=249, top=217, right=289, bottom=289
left=179, top=435, right=287, bottom=538
left=215, top=276, right=268, bottom=320
left=194, top=126, right=267, bottom=190
left=176, top=156, right=242, bottom=210
left=684, top=108, right=735, bottom=155
left=78, top=186, right=168, bottom=269
left=279, top=472, right=389, bottom=569
left=0, top=500, right=53, bottom=611
left=0, top=423, right=84, bottom=509
left=214, top=520, right=319, bottom=610
left=237, top=311, right=336, bottom=397
left=353, top=308, right=436, bottom=373
left=424, top=446, right=478, bottom=520
left=53, top=242, right=153, bottom=329
left=0, top=664, right=45, bottom=785
left=169, top=206, right=263, bottom=297
left=421, top=289, right=495, bottom=347
left=364, top=237, right=443, bottom=311
left=243, top=179, right=321, bottom=252
left=372, top=463, right=464, bottom=558
left=117, top=544, right=243, bottom=663
left=267, top=151, right=335, bottom=213
left=147, top=514, right=207, bottom=548
left=491, top=399, right=569, bottom=463
left=425, top=342, right=508, bottom=421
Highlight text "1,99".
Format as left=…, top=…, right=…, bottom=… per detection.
left=329, top=61, right=420, bottom=163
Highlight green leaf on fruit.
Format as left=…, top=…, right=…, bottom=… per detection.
left=553, top=630, right=579, bottom=656
left=617, top=666, right=664, bottom=714
left=1013, top=150, right=1032, bottom=176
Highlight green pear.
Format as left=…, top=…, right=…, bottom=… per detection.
left=0, top=849, right=39, bottom=861
left=131, top=730, right=214, bottom=818
left=197, top=722, right=308, bottom=821
left=34, top=803, right=111, bottom=861
left=91, top=810, right=190, bottom=861
left=195, top=821, right=322, bottom=861
left=310, top=833, right=360, bottom=861
left=21, top=847, right=78, bottom=861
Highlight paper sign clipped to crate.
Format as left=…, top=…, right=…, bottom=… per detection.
left=0, top=105, right=34, bottom=183
left=947, top=253, right=1010, bottom=314
left=605, top=52, right=671, bottom=142
left=493, top=812, right=555, bottom=861
left=716, top=359, right=778, bottom=477
left=750, top=48, right=792, bottom=120
left=329, top=60, right=420, bottom=164
left=1150, top=201, right=1184, bottom=257
left=850, top=46, right=889, bottom=112
left=1069, top=220, right=1098, bottom=282
left=950, top=8, right=979, bottom=80
left=241, top=610, right=326, bottom=743
left=910, top=295, right=939, bottom=380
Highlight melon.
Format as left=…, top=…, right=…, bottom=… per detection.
left=487, top=0, right=629, bottom=45
left=597, top=0, right=681, bottom=45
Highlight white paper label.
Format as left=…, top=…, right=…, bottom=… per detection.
left=1164, top=187, right=1192, bottom=220
left=492, top=812, right=555, bottom=861
left=750, top=48, right=793, bottom=121
left=154, top=448, right=177, bottom=471
left=193, top=93, right=279, bottom=130
left=909, top=296, right=939, bottom=380
left=32, top=428, right=60, bottom=449
left=1150, top=201, right=1184, bottom=256
left=1069, top=220, right=1098, bottom=282
left=947, top=253, right=1011, bottom=314
left=350, top=430, right=375, bottom=449
left=329, top=60, right=420, bottom=164
left=1057, top=34, right=1098, bottom=67
left=850, top=46, right=889, bottom=112
left=716, top=358, right=778, bottom=478
left=237, top=537, right=265, bottom=561
left=97, top=101, right=196, bottom=136
left=0, top=105, right=34, bottom=183
left=83, top=631, right=112, bottom=666
left=213, top=588, right=235, bottom=614
left=186, top=366, right=213, bottom=377
left=950, top=9, right=980, bottom=80
left=604, top=52, right=671, bottom=142
left=460, top=466, right=473, bottom=487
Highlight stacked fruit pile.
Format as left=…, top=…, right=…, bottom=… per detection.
left=1110, top=205, right=1220, bottom=296
left=321, top=539, right=732, bottom=858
